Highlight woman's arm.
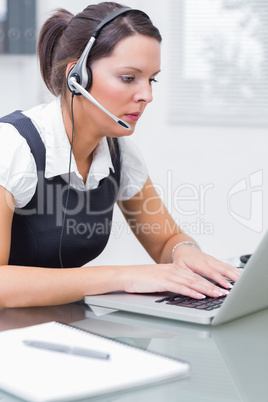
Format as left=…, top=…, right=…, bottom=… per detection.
left=119, top=176, right=196, bottom=263
left=118, top=176, right=241, bottom=292
left=0, top=186, right=124, bottom=308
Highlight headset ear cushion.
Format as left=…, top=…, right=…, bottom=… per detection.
left=67, top=66, right=93, bottom=94
left=84, top=67, right=92, bottom=91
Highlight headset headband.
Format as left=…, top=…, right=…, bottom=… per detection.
left=67, top=7, right=150, bottom=93
left=92, top=8, right=131, bottom=38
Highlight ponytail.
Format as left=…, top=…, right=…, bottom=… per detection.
left=38, top=9, right=73, bottom=96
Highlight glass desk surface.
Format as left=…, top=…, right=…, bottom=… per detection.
left=0, top=300, right=267, bottom=402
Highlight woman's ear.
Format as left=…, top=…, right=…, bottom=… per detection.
left=65, top=61, right=77, bottom=79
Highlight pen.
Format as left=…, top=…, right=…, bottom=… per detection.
left=23, top=340, right=110, bottom=360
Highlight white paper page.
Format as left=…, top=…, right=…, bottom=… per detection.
left=0, top=321, right=190, bottom=402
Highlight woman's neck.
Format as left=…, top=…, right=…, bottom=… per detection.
left=61, top=98, right=101, bottom=183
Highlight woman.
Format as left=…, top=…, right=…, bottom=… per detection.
left=0, top=2, right=240, bottom=308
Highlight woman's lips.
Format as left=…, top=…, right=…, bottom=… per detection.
left=124, top=113, right=141, bottom=122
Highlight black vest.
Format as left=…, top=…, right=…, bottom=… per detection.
left=0, top=111, right=120, bottom=268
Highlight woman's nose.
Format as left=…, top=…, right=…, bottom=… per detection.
left=134, top=83, right=153, bottom=104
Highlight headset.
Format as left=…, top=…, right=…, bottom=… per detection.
left=67, top=7, right=150, bottom=130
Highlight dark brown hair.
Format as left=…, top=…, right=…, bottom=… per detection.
left=38, top=2, right=162, bottom=100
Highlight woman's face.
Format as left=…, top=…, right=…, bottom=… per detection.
left=80, top=34, right=161, bottom=137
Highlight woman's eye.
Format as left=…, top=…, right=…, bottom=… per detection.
left=121, top=76, right=135, bottom=84
left=120, top=75, right=158, bottom=85
left=149, top=78, right=158, bottom=85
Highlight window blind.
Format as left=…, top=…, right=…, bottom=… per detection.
left=168, top=0, right=268, bottom=126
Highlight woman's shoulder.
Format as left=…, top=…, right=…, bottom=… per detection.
left=0, top=117, right=30, bottom=147
left=0, top=116, right=38, bottom=208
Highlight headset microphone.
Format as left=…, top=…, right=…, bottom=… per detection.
left=69, top=77, right=131, bottom=130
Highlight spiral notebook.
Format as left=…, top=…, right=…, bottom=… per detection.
left=0, top=321, right=189, bottom=402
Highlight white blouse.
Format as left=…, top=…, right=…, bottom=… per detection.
left=0, top=98, right=148, bottom=208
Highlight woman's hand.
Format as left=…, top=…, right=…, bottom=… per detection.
left=174, top=245, right=240, bottom=283
left=122, top=247, right=242, bottom=299
left=170, top=244, right=242, bottom=298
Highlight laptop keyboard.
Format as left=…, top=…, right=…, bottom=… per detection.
left=155, top=278, right=235, bottom=311
left=155, top=294, right=226, bottom=311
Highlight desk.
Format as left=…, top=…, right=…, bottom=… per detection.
left=0, top=303, right=267, bottom=402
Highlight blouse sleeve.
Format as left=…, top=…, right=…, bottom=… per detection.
left=0, top=122, right=37, bottom=208
left=117, top=137, right=148, bottom=201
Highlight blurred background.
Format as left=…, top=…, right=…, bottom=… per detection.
left=0, top=0, right=267, bottom=265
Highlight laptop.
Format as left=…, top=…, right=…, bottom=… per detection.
left=85, top=230, right=268, bottom=325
